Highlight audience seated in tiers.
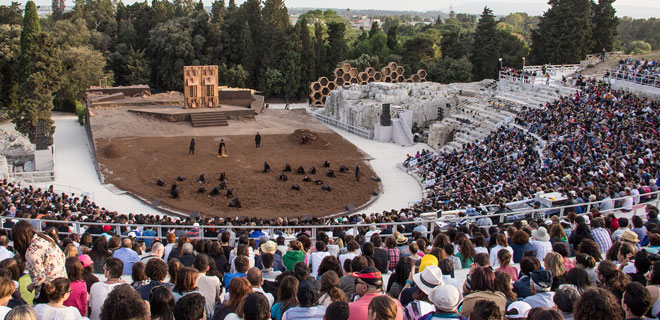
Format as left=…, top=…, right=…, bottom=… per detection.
left=607, top=58, right=660, bottom=87
left=1, top=81, right=660, bottom=319
left=406, top=81, right=660, bottom=217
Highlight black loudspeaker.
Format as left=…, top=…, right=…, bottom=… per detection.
left=381, top=104, right=391, bottom=126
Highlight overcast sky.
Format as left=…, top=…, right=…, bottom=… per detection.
left=29, top=0, right=659, bottom=19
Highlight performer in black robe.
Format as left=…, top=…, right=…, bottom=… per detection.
left=189, top=137, right=196, bottom=154
left=217, top=139, right=228, bottom=158
left=255, top=132, right=261, bottom=148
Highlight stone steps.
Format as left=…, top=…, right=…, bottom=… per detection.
left=190, top=112, right=228, bottom=127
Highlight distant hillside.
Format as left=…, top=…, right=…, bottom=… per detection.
left=288, top=8, right=450, bottom=20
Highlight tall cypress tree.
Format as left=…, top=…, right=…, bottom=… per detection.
left=591, top=0, right=618, bottom=52
left=297, top=17, right=316, bottom=98
left=13, top=33, right=61, bottom=144
left=326, top=22, right=347, bottom=70
left=532, top=0, right=592, bottom=64
left=314, top=22, right=326, bottom=78
left=470, top=7, right=499, bottom=81
left=386, top=23, right=398, bottom=51
left=18, top=0, right=40, bottom=84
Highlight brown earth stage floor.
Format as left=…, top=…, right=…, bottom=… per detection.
left=96, top=133, right=379, bottom=218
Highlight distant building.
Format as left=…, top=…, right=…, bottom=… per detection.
left=349, top=16, right=381, bottom=30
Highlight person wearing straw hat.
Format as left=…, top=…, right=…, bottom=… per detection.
left=530, top=227, right=553, bottom=261
left=418, top=284, right=466, bottom=320
left=256, top=240, right=284, bottom=273
left=620, top=230, right=641, bottom=245
left=402, top=266, right=444, bottom=320
left=395, top=233, right=411, bottom=257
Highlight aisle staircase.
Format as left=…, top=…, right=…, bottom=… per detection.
left=190, top=112, right=228, bottom=127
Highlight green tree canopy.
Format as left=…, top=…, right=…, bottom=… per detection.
left=470, top=7, right=499, bottom=81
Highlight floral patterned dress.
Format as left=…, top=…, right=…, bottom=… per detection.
left=25, top=234, right=67, bottom=296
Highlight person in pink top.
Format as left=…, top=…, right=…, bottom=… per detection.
left=495, top=249, right=518, bottom=281
left=348, top=267, right=403, bottom=320
left=63, top=257, right=88, bottom=316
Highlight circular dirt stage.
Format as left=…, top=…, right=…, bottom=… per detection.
left=96, top=131, right=380, bottom=219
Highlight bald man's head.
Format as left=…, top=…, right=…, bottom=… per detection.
left=122, top=238, right=132, bottom=248
left=247, top=267, right=263, bottom=287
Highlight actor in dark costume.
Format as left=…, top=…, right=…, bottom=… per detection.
left=283, top=163, right=292, bottom=172
left=323, top=161, right=330, bottom=168
left=176, top=176, right=186, bottom=181
left=255, top=132, right=261, bottom=148
left=197, top=187, right=206, bottom=193
left=197, top=174, right=206, bottom=183
left=322, top=185, right=332, bottom=192
left=217, top=139, right=228, bottom=158
left=327, top=170, right=336, bottom=178
left=228, top=197, right=241, bottom=208
left=279, top=173, right=288, bottom=181
left=291, top=184, right=301, bottom=191
left=219, top=172, right=227, bottom=181
left=157, top=179, right=166, bottom=186
left=355, top=163, right=360, bottom=181
left=296, top=166, right=305, bottom=175
left=209, top=188, right=220, bottom=196
left=170, top=184, right=179, bottom=198
left=218, top=181, right=227, bottom=190
left=339, top=165, right=350, bottom=173
left=263, top=162, right=271, bottom=173
left=189, top=137, right=196, bottom=154
left=309, top=167, right=317, bottom=175
left=226, top=188, right=234, bottom=198
left=315, top=180, right=324, bottom=185
left=303, top=176, right=311, bottom=182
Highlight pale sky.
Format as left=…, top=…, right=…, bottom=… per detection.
left=25, top=0, right=660, bottom=19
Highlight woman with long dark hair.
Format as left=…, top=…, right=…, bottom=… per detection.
left=150, top=286, right=175, bottom=320
left=88, top=237, right=111, bottom=274
left=270, top=276, right=299, bottom=320
left=11, top=221, right=66, bottom=304
left=386, top=258, right=412, bottom=298
left=455, top=238, right=476, bottom=269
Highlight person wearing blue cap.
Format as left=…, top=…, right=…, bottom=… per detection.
left=523, top=270, right=555, bottom=308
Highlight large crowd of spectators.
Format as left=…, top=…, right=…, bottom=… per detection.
left=606, top=58, right=660, bottom=87
left=0, top=194, right=660, bottom=319
left=0, top=68, right=658, bottom=319
left=407, top=81, right=660, bottom=216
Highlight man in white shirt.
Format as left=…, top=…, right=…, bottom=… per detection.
left=247, top=267, right=274, bottom=306
left=611, top=217, right=630, bottom=241
left=163, top=232, right=176, bottom=262
left=141, top=242, right=165, bottom=263
left=194, top=254, right=221, bottom=319
left=0, top=236, right=14, bottom=262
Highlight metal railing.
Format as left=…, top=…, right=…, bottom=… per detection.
left=8, top=170, right=55, bottom=184
left=3, top=190, right=659, bottom=242
left=523, top=64, right=580, bottom=75
left=311, top=110, right=374, bottom=139
left=606, top=69, right=660, bottom=88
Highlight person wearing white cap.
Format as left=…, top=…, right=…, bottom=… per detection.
left=505, top=301, right=531, bottom=320
left=402, top=266, right=443, bottom=320
left=530, top=227, right=552, bottom=261
left=417, top=284, right=466, bottom=320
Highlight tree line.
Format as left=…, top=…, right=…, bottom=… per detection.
left=0, top=0, right=635, bottom=145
